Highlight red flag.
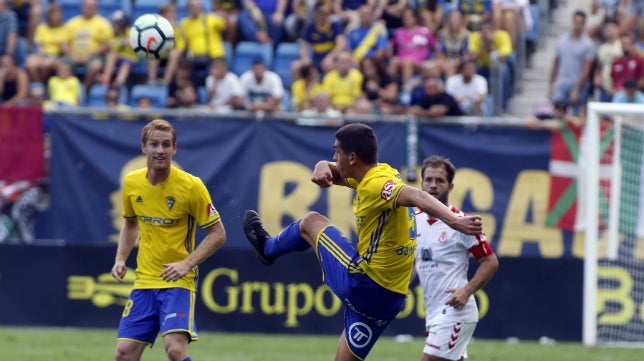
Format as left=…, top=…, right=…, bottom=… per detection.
left=0, top=106, right=44, bottom=181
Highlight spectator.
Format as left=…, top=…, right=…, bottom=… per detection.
left=25, top=4, right=64, bottom=84
left=548, top=10, right=595, bottom=117
left=21, top=81, right=47, bottom=107
left=417, top=0, right=446, bottom=33
left=322, top=49, right=363, bottom=112
left=387, top=7, right=437, bottom=86
left=238, top=0, right=288, bottom=44
left=435, top=9, right=470, bottom=78
left=457, top=0, right=492, bottom=31
left=612, top=78, right=644, bottom=103
left=381, top=0, right=408, bottom=30
left=283, top=0, right=309, bottom=42
left=8, top=0, right=42, bottom=50
left=333, top=0, right=383, bottom=29
left=619, top=0, right=644, bottom=38
left=167, top=57, right=193, bottom=108
left=180, top=0, right=227, bottom=87
left=588, top=0, right=622, bottom=40
left=492, top=0, right=532, bottom=46
left=408, top=75, right=464, bottom=117
left=0, top=0, right=17, bottom=59
left=291, top=1, right=346, bottom=79
left=101, top=10, right=137, bottom=87
left=60, top=0, right=113, bottom=94
left=47, top=58, right=81, bottom=107
left=523, top=100, right=584, bottom=131
left=297, top=91, right=342, bottom=125
left=175, top=82, right=207, bottom=109
left=240, top=58, right=284, bottom=112
left=0, top=54, right=27, bottom=105
left=467, top=20, right=513, bottom=111
left=204, top=57, right=245, bottom=113
left=400, top=59, right=442, bottom=105
left=291, top=62, right=324, bottom=112
left=136, top=96, right=153, bottom=109
left=593, top=20, right=622, bottom=102
left=104, top=85, right=128, bottom=110
left=610, top=32, right=644, bottom=96
left=346, top=96, right=374, bottom=115
left=214, top=0, right=242, bottom=44
left=445, top=59, right=488, bottom=115
left=346, top=4, right=389, bottom=64
left=147, top=3, right=184, bottom=86
left=359, top=56, right=399, bottom=113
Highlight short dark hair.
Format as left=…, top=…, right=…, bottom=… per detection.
left=573, top=10, right=587, bottom=20
left=334, top=123, right=378, bottom=165
left=421, top=155, right=456, bottom=184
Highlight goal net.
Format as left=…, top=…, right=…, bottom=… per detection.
left=583, top=102, right=644, bottom=346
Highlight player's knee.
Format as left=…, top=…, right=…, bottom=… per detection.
left=164, top=344, right=187, bottom=361
left=114, top=346, right=129, bottom=361
left=299, top=211, right=330, bottom=238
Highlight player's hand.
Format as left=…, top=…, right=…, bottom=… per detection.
left=311, top=161, right=334, bottom=188
left=111, top=261, right=127, bottom=282
left=450, top=215, right=483, bottom=236
left=445, top=288, right=469, bottom=310
left=160, top=261, right=190, bottom=282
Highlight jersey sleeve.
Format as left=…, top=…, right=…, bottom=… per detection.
left=467, top=233, right=495, bottom=260
left=189, top=177, right=221, bottom=229
left=121, top=176, right=135, bottom=219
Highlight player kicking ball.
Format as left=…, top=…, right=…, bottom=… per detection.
left=243, top=123, right=484, bottom=361
left=413, top=155, right=499, bottom=361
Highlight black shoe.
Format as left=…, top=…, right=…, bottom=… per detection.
left=243, top=210, right=275, bottom=265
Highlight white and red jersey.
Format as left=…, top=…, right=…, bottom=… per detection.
left=414, top=206, right=494, bottom=325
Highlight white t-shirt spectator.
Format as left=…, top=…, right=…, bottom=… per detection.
left=445, top=73, right=488, bottom=115
left=205, top=71, right=244, bottom=112
left=239, top=69, right=284, bottom=105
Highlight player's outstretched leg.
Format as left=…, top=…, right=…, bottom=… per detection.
left=243, top=210, right=275, bottom=265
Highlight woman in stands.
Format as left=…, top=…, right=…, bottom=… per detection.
left=24, top=3, right=65, bottom=84
left=0, top=54, right=29, bottom=105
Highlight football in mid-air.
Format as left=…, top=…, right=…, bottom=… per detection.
left=129, top=14, right=175, bottom=60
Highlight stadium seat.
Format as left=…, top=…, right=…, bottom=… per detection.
left=281, top=88, right=292, bottom=112
left=197, top=86, right=209, bottom=105
left=132, top=0, right=161, bottom=20
left=86, top=84, right=128, bottom=107
left=224, top=41, right=233, bottom=66
left=129, top=84, right=168, bottom=108
left=273, top=42, right=299, bottom=88
left=231, top=41, right=273, bottom=76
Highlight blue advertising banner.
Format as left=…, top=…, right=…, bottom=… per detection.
left=0, top=244, right=585, bottom=341
left=44, top=115, right=577, bottom=258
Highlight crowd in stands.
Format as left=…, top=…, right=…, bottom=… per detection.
left=0, top=0, right=543, bottom=118
left=4, top=0, right=643, bottom=121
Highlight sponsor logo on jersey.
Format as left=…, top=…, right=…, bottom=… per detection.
left=381, top=180, right=396, bottom=201
left=208, top=203, right=217, bottom=217
left=163, top=311, right=185, bottom=322
left=439, top=231, right=448, bottom=244
left=166, top=196, right=175, bottom=211
left=136, top=196, right=143, bottom=203
left=348, top=322, right=372, bottom=348
left=137, top=215, right=180, bottom=226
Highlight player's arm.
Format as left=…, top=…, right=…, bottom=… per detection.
left=112, top=217, right=139, bottom=282
left=310, top=161, right=349, bottom=188
left=445, top=251, right=499, bottom=309
left=396, top=185, right=482, bottom=235
left=160, top=221, right=226, bottom=282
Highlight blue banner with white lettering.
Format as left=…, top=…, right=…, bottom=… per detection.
left=44, top=115, right=571, bottom=258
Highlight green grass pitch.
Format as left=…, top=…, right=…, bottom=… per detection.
left=0, top=327, right=641, bottom=360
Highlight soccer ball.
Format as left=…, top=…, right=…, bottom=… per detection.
left=129, top=14, right=175, bottom=60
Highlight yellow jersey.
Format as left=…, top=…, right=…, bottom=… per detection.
left=47, top=75, right=81, bottom=105
left=179, top=13, right=226, bottom=58
left=122, top=166, right=221, bottom=291
left=112, top=28, right=138, bottom=62
left=64, top=14, right=113, bottom=56
left=345, top=163, right=417, bottom=295
left=322, top=68, right=363, bottom=108
left=468, top=29, right=513, bottom=68
left=34, top=23, right=67, bottom=56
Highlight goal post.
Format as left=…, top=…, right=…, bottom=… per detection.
left=584, top=102, right=644, bottom=347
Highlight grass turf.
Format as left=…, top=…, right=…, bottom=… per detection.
left=0, top=326, right=641, bottom=360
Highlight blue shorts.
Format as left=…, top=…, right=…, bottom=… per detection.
left=316, top=226, right=406, bottom=360
left=117, top=288, right=198, bottom=346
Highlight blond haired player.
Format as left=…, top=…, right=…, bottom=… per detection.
left=111, top=119, right=226, bottom=361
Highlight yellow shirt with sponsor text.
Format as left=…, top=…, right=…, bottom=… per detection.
left=345, top=163, right=417, bottom=295
left=122, top=166, right=221, bottom=291
left=64, top=14, right=113, bottom=56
